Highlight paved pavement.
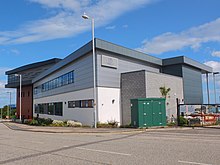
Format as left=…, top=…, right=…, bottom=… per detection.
left=0, top=122, right=220, bottom=165
left=1, top=120, right=147, bottom=134
left=1, top=119, right=219, bottom=134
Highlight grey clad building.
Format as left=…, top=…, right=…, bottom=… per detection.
left=5, top=39, right=212, bottom=126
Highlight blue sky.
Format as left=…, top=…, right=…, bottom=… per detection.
left=0, top=0, right=220, bottom=107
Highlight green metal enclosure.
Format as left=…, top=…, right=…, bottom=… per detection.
left=131, top=98, right=166, bottom=128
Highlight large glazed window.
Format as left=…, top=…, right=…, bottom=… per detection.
left=34, top=102, right=63, bottom=116
left=34, top=71, right=74, bottom=94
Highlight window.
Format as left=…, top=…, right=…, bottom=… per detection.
left=48, top=103, right=54, bottom=115
left=62, top=74, right=68, bottom=85
left=43, top=103, right=48, bottom=114
left=58, top=77, right=62, bottom=87
left=68, top=71, right=74, bottom=84
left=68, top=101, right=75, bottom=108
left=75, top=101, right=80, bottom=107
left=48, top=81, right=52, bottom=90
left=35, top=104, right=39, bottom=113
left=68, top=100, right=93, bottom=108
left=39, top=104, right=44, bottom=114
left=42, top=84, right=45, bottom=92
left=34, top=102, right=62, bottom=116
left=51, top=79, right=55, bottom=89
left=88, top=100, right=93, bottom=108
left=55, top=102, right=63, bottom=116
left=45, top=82, right=49, bottom=91
left=81, top=100, right=88, bottom=108
left=40, top=71, right=74, bottom=93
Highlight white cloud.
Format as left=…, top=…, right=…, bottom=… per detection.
left=211, top=50, right=220, bottom=57
left=105, top=25, right=116, bottom=30
left=10, top=49, right=20, bottom=55
left=29, top=0, right=90, bottom=12
left=137, top=18, right=220, bottom=54
left=0, top=0, right=156, bottom=45
left=0, top=48, right=20, bottom=56
left=204, top=61, right=220, bottom=72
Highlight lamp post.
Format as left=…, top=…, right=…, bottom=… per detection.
left=7, top=91, right=11, bottom=119
left=82, top=13, right=97, bottom=128
left=206, top=72, right=210, bottom=104
left=213, top=72, right=219, bottom=104
left=15, top=74, right=22, bottom=121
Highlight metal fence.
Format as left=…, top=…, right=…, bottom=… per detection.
left=177, top=100, right=220, bottom=126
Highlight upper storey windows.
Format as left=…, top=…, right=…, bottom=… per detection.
left=34, top=71, right=74, bottom=94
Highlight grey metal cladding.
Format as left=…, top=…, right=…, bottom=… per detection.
left=6, top=58, right=61, bottom=75
left=33, top=38, right=164, bottom=84
left=162, top=65, right=183, bottom=77
left=95, top=39, right=162, bottom=65
left=183, top=57, right=212, bottom=73
left=163, top=56, right=212, bottom=73
left=182, top=66, right=203, bottom=104
left=162, top=56, right=184, bottom=66
left=34, top=54, right=93, bottom=99
left=32, top=41, right=93, bottom=83
left=5, top=80, right=32, bottom=88
left=96, top=50, right=160, bottom=88
left=6, top=63, right=57, bottom=88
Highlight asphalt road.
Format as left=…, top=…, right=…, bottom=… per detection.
left=0, top=123, right=219, bottom=165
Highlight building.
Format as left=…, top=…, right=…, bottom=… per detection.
left=5, top=39, right=212, bottom=125
left=5, top=58, right=61, bottom=119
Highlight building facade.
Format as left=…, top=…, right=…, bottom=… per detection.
left=5, top=58, right=61, bottom=119
left=6, top=39, right=212, bottom=126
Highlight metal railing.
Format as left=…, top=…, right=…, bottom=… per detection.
left=176, top=99, right=220, bottom=127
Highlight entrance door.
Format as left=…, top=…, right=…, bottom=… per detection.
left=142, top=101, right=153, bottom=127
left=152, top=101, right=163, bottom=126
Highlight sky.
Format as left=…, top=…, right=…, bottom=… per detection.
left=0, top=0, right=220, bottom=107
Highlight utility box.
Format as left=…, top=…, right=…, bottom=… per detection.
left=131, top=98, right=166, bottom=128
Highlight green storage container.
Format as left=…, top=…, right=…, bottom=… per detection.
left=131, top=98, right=166, bottom=128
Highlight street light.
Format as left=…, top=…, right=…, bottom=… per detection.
left=6, top=91, right=11, bottom=119
left=82, top=13, right=97, bottom=128
left=15, top=74, right=22, bottom=121
left=213, top=72, right=219, bottom=104
left=206, top=72, right=210, bottom=104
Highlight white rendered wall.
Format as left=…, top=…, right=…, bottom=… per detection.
left=97, top=87, right=121, bottom=125
left=33, top=88, right=94, bottom=126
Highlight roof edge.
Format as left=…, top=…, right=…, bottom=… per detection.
left=32, top=41, right=93, bottom=83
left=162, top=56, right=213, bottom=73
left=6, top=58, right=62, bottom=75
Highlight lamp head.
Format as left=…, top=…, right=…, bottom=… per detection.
left=82, top=12, right=89, bottom=19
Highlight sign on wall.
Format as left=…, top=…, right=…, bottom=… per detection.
left=101, top=55, right=118, bottom=69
